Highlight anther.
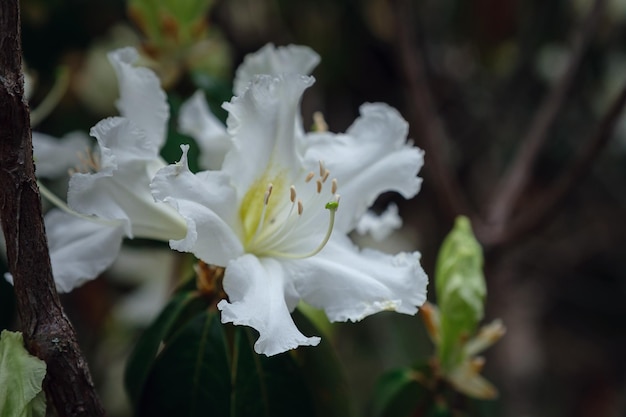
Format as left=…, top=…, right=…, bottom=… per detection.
left=290, top=185, right=297, bottom=203
left=316, top=180, right=322, bottom=194
left=322, top=170, right=330, bottom=183
left=264, top=183, right=274, bottom=205
left=331, top=178, right=338, bottom=194
left=260, top=195, right=341, bottom=260
left=319, top=161, right=325, bottom=177
left=305, top=172, right=315, bottom=183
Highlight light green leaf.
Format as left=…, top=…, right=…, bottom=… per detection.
left=0, top=330, right=47, bottom=417
left=434, top=216, right=486, bottom=372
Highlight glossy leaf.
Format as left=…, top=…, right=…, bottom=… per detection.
left=292, top=309, right=354, bottom=417
left=125, top=291, right=209, bottom=407
left=131, top=300, right=353, bottom=417
left=137, top=310, right=231, bottom=417
left=231, top=327, right=315, bottom=417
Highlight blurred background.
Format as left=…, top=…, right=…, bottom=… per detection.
left=1, top=0, right=626, bottom=416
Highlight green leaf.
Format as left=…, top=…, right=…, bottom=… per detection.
left=0, top=331, right=47, bottom=417
left=435, top=216, right=486, bottom=372
left=292, top=309, right=354, bottom=417
left=373, top=365, right=433, bottom=417
left=125, top=291, right=209, bottom=408
left=133, top=305, right=352, bottom=417
left=137, top=310, right=231, bottom=417
left=230, top=327, right=315, bottom=417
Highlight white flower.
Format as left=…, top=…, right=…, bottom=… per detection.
left=42, top=47, right=186, bottom=292
left=32, top=131, right=90, bottom=179
left=152, top=69, right=427, bottom=356
left=233, top=43, right=320, bottom=96
left=178, top=44, right=320, bottom=170
left=178, top=90, right=232, bottom=170
left=355, top=203, right=403, bottom=242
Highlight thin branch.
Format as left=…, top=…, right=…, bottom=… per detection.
left=0, top=2, right=106, bottom=416
left=390, top=0, right=473, bottom=222
left=487, top=0, right=606, bottom=228
left=484, top=77, right=626, bottom=247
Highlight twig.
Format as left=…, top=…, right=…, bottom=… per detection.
left=487, top=0, right=607, bottom=229
left=486, top=78, right=626, bottom=247
left=390, top=0, right=473, bottom=222
left=0, top=1, right=106, bottom=416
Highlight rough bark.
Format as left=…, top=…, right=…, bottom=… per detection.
left=0, top=1, right=106, bottom=416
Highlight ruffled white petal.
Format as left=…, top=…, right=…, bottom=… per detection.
left=32, top=131, right=90, bottom=179
left=355, top=203, right=403, bottom=241
left=285, top=234, right=428, bottom=322
left=217, top=254, right=320, bottom=356
left=44, top=210, right=125, bottom=292
left=178, top=90, right=231, bottom=170
left=222, top=74, right=313, bottom=192
left=108, top=47, right=169, bottom=149
left=68, top=117, right=186, bottom=240
left=304, top=103, right=424, bottom=233
left=151, top=145, right=244, bottom=266
left=234, top=44, right=320, bottom=96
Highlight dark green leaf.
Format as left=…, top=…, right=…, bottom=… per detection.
left=137, top=310, right=231, bottom=417
left=132, top=304, right=356, bottom=417
left=292, top=309, right=354, bottom=417
left=373, top=365, right=433, bottom=417
left=124, top=291, right=208, bottom=407
left=231, top=327, right=315, bottom=417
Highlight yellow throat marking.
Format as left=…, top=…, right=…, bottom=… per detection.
left=239, top=169, right=286, bottom=247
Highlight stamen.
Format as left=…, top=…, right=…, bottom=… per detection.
left=305, top=172, right=315, bottom=183
left=263, top=194, right=340, bottom=260
left=319, top=161, right=325, bottom=177
left=264, top=183, right=274, bottom=205
left=297, top=199, right=304, bottom=215
left=316, top=180, right=322, bottom=193
left=73, top=148, right=100, bottom=174
left=331, top=178, right=338, bottom=194
left=290, top=185, right=297, bottom=203
left=250, top=183, right=273, bottom=245
left=322, top=170, right=330, bottom=183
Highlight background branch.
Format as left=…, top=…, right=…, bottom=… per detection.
left=0, top=1, right=105, bottom=416
left=391, top=0, right=473, bottom=223
left=486, top=0, right=607, bottom=229
left=486, top=78, right=626, bottom=247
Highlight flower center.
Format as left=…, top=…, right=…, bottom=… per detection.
left=239, top=161, right=340, bottom=259
left=69, top=148, right=101, bottom=175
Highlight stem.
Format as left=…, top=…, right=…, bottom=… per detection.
left=0, top=1, right=106, bottom=416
